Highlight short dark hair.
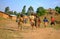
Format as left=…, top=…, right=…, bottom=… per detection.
left=31, top=13, right=34, bottom=15
left=44, top=17, right=46, bottom=19
left=20, top=14, right=23, bottom=17
left=51, top=16, right=53, bottom=18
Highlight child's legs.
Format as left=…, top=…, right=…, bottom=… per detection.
left=44, top=22, right=48, bottom=27
left=50, top=22, right=55, bottom=25
left=38, top=23, right=40, bottom=27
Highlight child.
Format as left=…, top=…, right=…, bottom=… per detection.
left=43, top=17, right=49, bottom=27
left=29, top=14, right=35, bottom=29
left=50, top=16, right=55, bottom=26
left=34, top=15, right=41, bottom=28
left=18, top=14, right=24, bottom=30
left=38, top=17, right=41, bottom=27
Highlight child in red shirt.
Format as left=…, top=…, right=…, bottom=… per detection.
left=50, top=16, right=55, bottom=25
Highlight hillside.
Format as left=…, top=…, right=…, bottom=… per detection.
left=0, top=15, right=60, bottom=39
left=0, top=17, right=18, bottom=30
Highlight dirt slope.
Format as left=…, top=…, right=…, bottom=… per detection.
left=0, top=15, right=60, bottom=39
left=20, top=28, right=60, bottom=39
left=0, top=18, right=18, bottom=30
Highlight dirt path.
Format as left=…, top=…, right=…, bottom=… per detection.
left=0, top=19, right=60, bottom=39
left=17, top=28, right=60, bottom=39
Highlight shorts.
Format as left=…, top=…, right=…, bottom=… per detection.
left=31, top=22, right=34, bottom=26
left=50, top=22, right=55, bottom=25
left=44, top=22, right=48, bottom=26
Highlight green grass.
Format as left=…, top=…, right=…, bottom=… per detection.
left=0, top=17, right=6, bottom=20
left=0, top=28, right=23, bottom=39
left=0, top=17, right=23, bottom=39
left=53, top=25, right=60, bottom=30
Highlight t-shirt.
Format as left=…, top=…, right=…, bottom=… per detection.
left=29, top=15, right=35, bottom=23
left=43, top=19, right=48, bottom=22
left=29, top=15, right=35, bottom=20
left=51, top=18, right=55, bottom=22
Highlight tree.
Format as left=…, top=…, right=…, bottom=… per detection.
left=5, top=7, right=9, bottom=13
left=22, top=5, right=26, bottom=14
left=14, top=11, right=17, bottom=15
left=16, top=12, right=20, bottom=18
left=8, top=11, right=14, bottom=15
left=27, top=6, right=34, bottom=15
left=5, top=7, right=14, bottom=15
left=36, top=7, right=46, bottom=16
left=55, top=6, right=60, bottom=14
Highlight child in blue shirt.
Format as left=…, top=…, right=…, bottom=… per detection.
left=43, top=17, right=49, bottom=27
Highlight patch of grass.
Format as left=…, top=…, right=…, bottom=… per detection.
left=0, top=17, right=6, bottom=20
left=0, top=21, right=7, bottom=27
left=53, top=25, right=60, bottom=30
left=0, top=29, right=23, bottom=39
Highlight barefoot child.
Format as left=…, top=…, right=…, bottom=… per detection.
left=18, top=14, right=24, bottom=30
left=29, top=13, right=35, bottom=29
left=50, top=16, right=55, bottom=26
left=38, top=17, right=41, bottom=27
left=43, top=17, right=49, bottom=27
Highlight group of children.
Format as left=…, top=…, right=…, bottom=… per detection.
left=29, top=14, right=41, bottom=28
left=17, top=14, right=55, bottom=30
left=43, top=16, right=55, bottom=27
left=29, top=13, right=55, bottom=29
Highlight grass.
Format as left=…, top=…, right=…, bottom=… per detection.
left=53, top=24, right=60, bottom=30
left=0, top=28, right=23, bottom=39
left=0, top=17, right=6, bottom=27
left=0, top=23, right=6, bottom=27
left=0, top=25, right=60, bottom=39
left=0, top=17, right=6, bottom=20
left=0, top=15, right=60, bottom=39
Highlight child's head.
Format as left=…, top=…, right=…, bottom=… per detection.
left=20, top=14, right=23, bottom=17
left=51, top=16, right=53, bottom=18
left=44, top=17, right=46, bottom=19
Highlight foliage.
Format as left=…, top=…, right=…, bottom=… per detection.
left=5, top=7, right=14, bottom=15
left=5, top=7, right=9, bottom=13
left=36, top=7, right=46, bottom=16
left=22, top=5, right=26, bottom=15
left=55, top=6, right=60, bottom=14
left=8, top=11, right=14, bottom=15
left=14, top=11, right=17, bottom=15
left=16, top=13, right=20, bottom=18
left=27, top=6, right=34, bottom=15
